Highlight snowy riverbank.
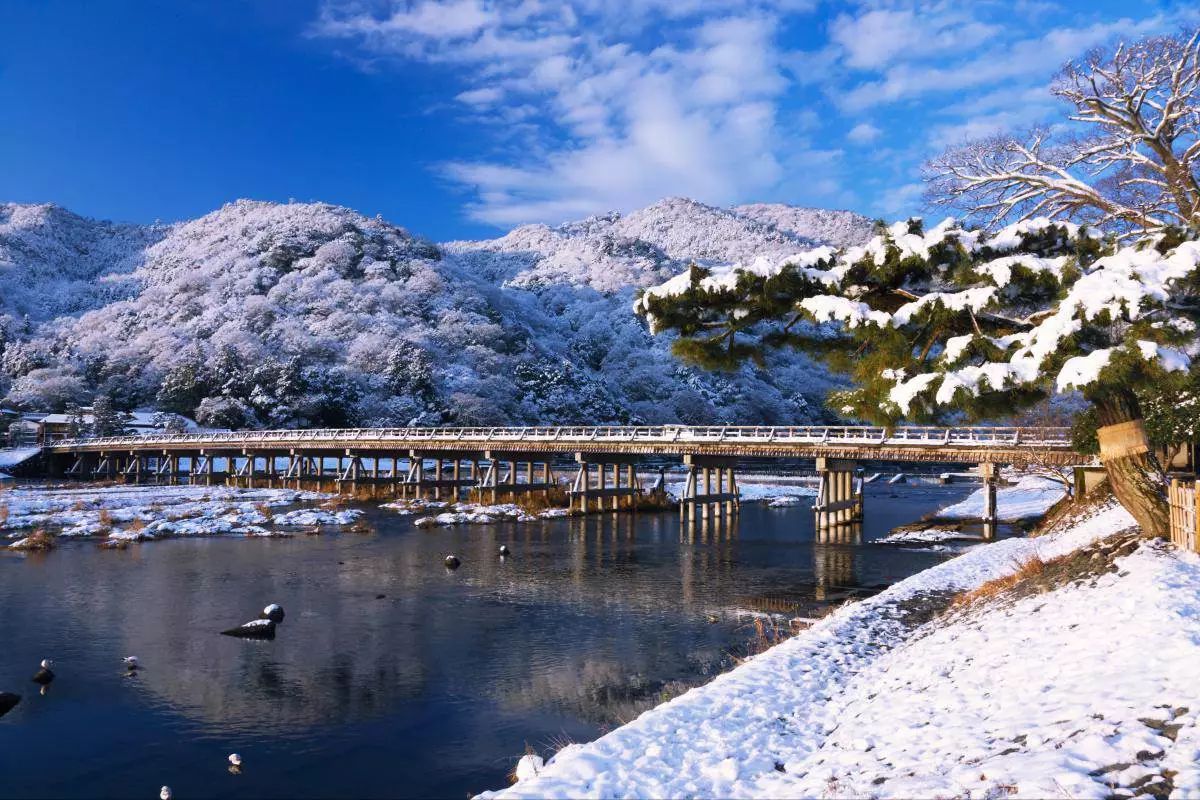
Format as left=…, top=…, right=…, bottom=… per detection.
left=937, top=474, right=1068, bottom=521
left=482, top=498, right=1200, bottom=799
left=382, top=499, right=571, bottom=527
left=0, top=484, right=363, bottom=544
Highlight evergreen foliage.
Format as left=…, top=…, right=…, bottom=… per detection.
left=636, top=218, right=1200, bottom=427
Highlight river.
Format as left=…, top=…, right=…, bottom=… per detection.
left=0, top=482, right=974, bottom=798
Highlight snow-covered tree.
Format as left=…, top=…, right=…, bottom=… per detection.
left=150, top=411, right=190, bottom=434
left=66, top=405, right=87, bottom=439
left=636, top=217, right=1200, bottom=538
left=927, top=30, right=1200, bottom=236
left=90, top=394, right=130, bottom=436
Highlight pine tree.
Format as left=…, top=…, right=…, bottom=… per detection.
left=66, top=405, right=88, bottom=439
left=90, top=394, right=129, bottom=437
left=636, top=218, right=1200, bottom=538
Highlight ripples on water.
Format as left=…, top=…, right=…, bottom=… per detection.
left=0, top=483, right=972, bottom=798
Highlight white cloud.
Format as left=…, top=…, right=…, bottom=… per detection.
left=875, top=181, right=924, bottom=218
left=319, top=0, right=497, bottom=40
left=312, top=0, right=1200, bottom=228
left=829, top=7, right=998, bottom=71
left=838, top=14, right=1182, bottom=111
left=847, top=122, right=881, bottom=143
left=455, top=86, right=504, bottom=107
left=314, top=1, right=831, bottom=225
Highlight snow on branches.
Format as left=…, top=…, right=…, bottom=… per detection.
left=635, top=217, right=1200, bottom=424
left=926, top=29, right=1200, bottom=236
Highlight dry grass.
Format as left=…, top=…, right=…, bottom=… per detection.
left=731, top=614, right=796, bottom=662
left=0, top=503, right=8, bottom=529
left=254, top=502, right=275, bottom=522
left=953, top=554, right=1050, bottom=607
left=12, top=528, right=55, bottom=551
left=513, top=487, right=571, bottom=514
left=952, top=525, right=1141, bottom=610
left=321, top=495, right=348, bottom=511
left=127, top=518, right=147, bottom=534
left=97, top=508, right=113, bottom=534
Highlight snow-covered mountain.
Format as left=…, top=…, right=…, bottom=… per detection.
left=0, top=203, right=165, bottom=322
left=0, top=198, right=871, bottom=427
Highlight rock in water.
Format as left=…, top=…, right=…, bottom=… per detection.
left=160, top=786, right=172, bottom=800
left=220, top=619, right=277, bottom=639
left=499, top=545, right=510, bottom=557
left=32, top=659, right=54, bottom=685
left=123, top=656, right=139, bottom=671
left=0, top=692, right=21, bottom=718
left=444, top=554, right=461, bottom=569
left=260, top=603, right=285, bottom=623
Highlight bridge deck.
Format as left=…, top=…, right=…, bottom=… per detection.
left=44, top=425, right=1083, bottom=466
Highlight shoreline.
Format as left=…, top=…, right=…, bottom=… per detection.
left=480, top=490, right=1200, bottom=799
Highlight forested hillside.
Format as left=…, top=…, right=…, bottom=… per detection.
left=0, top=198, right=872, bottom=428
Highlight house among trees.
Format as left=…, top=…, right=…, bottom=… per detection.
left=4, top=407, right=200, bottom=447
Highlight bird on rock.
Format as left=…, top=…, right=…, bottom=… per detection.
left=32, top=659, right=54, bottom=685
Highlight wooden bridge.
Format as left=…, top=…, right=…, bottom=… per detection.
left=41, top=424, right=1081, bottom=536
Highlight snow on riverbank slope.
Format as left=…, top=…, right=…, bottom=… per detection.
left=938, top=474, right=1067, bottom=521
left=482, top=500, right=1200, bottom=799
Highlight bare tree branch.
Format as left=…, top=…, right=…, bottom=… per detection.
left=926, top=29, right=1200, bottom=236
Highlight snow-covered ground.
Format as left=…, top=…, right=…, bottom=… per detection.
left=937, top=475, right=1067, bottom=521
left=874, top=527, right=972, bottom=547
left=0, top=484, right=362, bottom=543
left=398, top=502, right=571, bottom=527
left=481, top=500, right=1200, bottom=799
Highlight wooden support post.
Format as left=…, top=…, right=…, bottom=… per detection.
left=627, top=463, right=637, bottom=511
left=701, top=467, right=711, bottom=520
left=611, top=463, right=620, bottom=511
left=980, top=462, right=998, bottom=541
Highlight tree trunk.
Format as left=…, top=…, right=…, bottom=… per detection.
left=1092, top=390, right=1169, bottom=538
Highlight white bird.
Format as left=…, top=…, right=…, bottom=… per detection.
left=160, top=787, right=172, bottom=800
left=228, top=753, right=242, bottom=767
left=123, top=656, right=139, bottom=670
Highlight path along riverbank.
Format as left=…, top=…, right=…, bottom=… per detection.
left=483, top=492, right=1200, bottom=799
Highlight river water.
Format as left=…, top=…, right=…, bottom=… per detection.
left=0, top=482, right=973, bottom=799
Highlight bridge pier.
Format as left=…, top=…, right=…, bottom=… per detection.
left=571, top=453, right=641, bottom=513
left=680, top=455, right=739, bottom=524
left=477, top=451, right=557, bottom=505
left=814, top=457, right=862, bottom=538
left=404, top=450, right=479, bottom=501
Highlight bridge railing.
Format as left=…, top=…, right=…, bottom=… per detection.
left=44, top=424, right=1075, bottom=451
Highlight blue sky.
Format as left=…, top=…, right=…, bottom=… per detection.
left=1, top=0, right=1197, bottom=240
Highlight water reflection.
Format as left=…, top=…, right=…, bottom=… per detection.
left=0, top=483, right=973, bottom=799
